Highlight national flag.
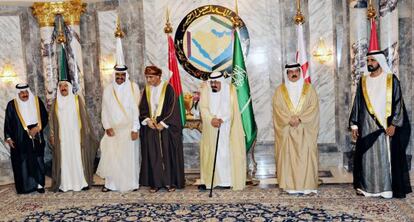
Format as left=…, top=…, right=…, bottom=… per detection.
left=167, top=34, right=186, bottom=126
left=368, top=18, right=379, bottom=51
left=232, top=29, right=257, bottom=152
left=296, top=23, right=310, bottom=83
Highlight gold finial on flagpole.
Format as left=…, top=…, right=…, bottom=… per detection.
left=367, top=0, right=376, bottom=19
left=164, top=7, right=173, bottom=34
left=114, top=15, right=125, bottom=38
left=233, top=0, right=242, bottom=28
left=294, top=0, right=305, bottom=25
left=57, top=17, right=66, bottom=44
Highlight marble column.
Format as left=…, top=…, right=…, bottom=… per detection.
left=349, top=0, right=368, bottom=96
left=379, top=0, right=399, bottom=75
left=398, top=0, right=412, bottom=163
left=32, top=4, right=57, bottom=109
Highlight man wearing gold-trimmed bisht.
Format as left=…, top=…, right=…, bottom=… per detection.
left=272, top=63, right=319, bottom=195
left=139, top=65, right=185, bottom=193
left=198, top=72, right=246, bottom=191
left=49, top=77, right=98, bottom=192
left=350, top=50, right=411, bottom=199
left=4, top=83, right=48, bottom=194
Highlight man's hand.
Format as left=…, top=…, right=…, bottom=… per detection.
left=211, top=118, right=223, bottom=128
left=29, top=126, right=40, bottom=137
left=106, top=128, right=115, bottom=137
left=289, top=116, right=300, bottom=128
left=351, top=129, right=359, bottom=141
left=156, top=123, right=165, bottom=131
left=386, top=125, right=396, bottom=137
left=6, top=138, right=15, bottom=149
left=131, top=131, right=139, bottom=141
left=147, top=119, right=157, bottom=130
left=49, top=135, right=55, bottom=146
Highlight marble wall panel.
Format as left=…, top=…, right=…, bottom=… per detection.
left=308, top=0, right=336, bottom=144
left=97, top=10, right=117, bottom=87
left=0, top=10, right=29, bottom=185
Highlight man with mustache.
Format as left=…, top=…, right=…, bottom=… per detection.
left=4, top=83, right=48, bottom=194
left=350, top=50, right=411, bottom=198
left=49, top=80, right=98, bottom=192
left=96, top=33, right=141, bottom=192
left=139, top=65, right=185, bottom=193
left=198, top=71, right=246, bottom=191
left=272, top=63, right=320, bottom=195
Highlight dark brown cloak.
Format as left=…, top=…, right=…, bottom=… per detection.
left=139, top=83, right=185, bottom=189
left=49, top=95, right=98, bottom=192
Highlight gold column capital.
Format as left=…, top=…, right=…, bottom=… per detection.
left=62, top=0, right=86, bottom=26
left=32, top=0, right=86, bottom=27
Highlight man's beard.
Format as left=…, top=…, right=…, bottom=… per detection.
left=211, top=88, right=218, bottom=93
left=368, top=64, right=380, bottom=72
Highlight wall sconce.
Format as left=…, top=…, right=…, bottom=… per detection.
left=0, top=62, right=17, bottom=83
left=100, top=55, right=115, bottom=76
left=312, top=37, right=333, bottom=64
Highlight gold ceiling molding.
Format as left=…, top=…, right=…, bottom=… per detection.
left=32, top=0, right=86, bottom=27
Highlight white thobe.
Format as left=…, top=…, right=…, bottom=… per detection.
left=97, top=81, right=141, bottom=192
left=209, top=84, right=232, bottom=187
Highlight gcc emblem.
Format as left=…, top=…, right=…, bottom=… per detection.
left=175, top=5, right=250, bottom=80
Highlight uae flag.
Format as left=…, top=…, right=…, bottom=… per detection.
left=232, top=29, right=257, bottom=152
left=368, top=18, right=379, bottom=51
left=167, top=34, right=186, bottom=126
left=296, top=23, right=310, bottom=83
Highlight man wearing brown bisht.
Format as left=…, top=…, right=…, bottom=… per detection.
left=272, top=63, right=320, bottom=195
left=139, top=65, right=185, bottom=193
left=49, top=76, right=98, bottom=192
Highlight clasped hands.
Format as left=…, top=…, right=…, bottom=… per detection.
left=29, top=126, right=41, bottom=137
left=289, top=115, right=301, bottom=128
left=106, top=128, right=139, bottom=141
left=146, top=119, right=165, bottom=131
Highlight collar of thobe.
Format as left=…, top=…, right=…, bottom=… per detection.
left=145, top=81, right=168, bottom=120
left=112, top=80, right=136, bottom=117
left=281, top=82, right=309, bottom=114
left=13, top=93, right=42, bottom=133
left=208, top=82, right=231, bottom=118
left=361, top=73, right=393, bottom=128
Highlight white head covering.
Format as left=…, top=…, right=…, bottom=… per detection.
left=364, top=50, right=392, bottom=75
left=57, top=81, right=79, bottom=131
left=285, top=63, right=304, bottom=108
left=15, top=83, right=38, bottom=126
left=208, top=71, right=231, bottom=119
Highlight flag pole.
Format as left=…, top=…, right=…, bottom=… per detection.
left=233, top=0, right=259, bottom=186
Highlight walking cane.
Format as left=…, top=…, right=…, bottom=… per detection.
left=209, top=127, right=220, bottom=198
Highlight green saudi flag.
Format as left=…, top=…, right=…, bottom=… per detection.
left=231, top=30, right=257, bottom=152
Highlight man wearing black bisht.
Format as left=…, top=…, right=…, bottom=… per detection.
left=350, top=50, right=411, bottom=198
left=4, top=84, right=48, bottom=194
left=139, top=65, right=185, bottom=193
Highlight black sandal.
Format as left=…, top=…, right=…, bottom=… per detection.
left=149, top=187, right=159, bottom=193
left=102, top=187, right=111, bottom=192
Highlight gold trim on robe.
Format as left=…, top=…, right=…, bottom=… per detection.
left=361, top=74, right=393, bottom=129
left=280, top=83, right=310, bottom=114
left=145, top=82, right=168, bottom=122
left=55, top=95, right=82, bottom=131
left=13, top=96, right=42, bottom=137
